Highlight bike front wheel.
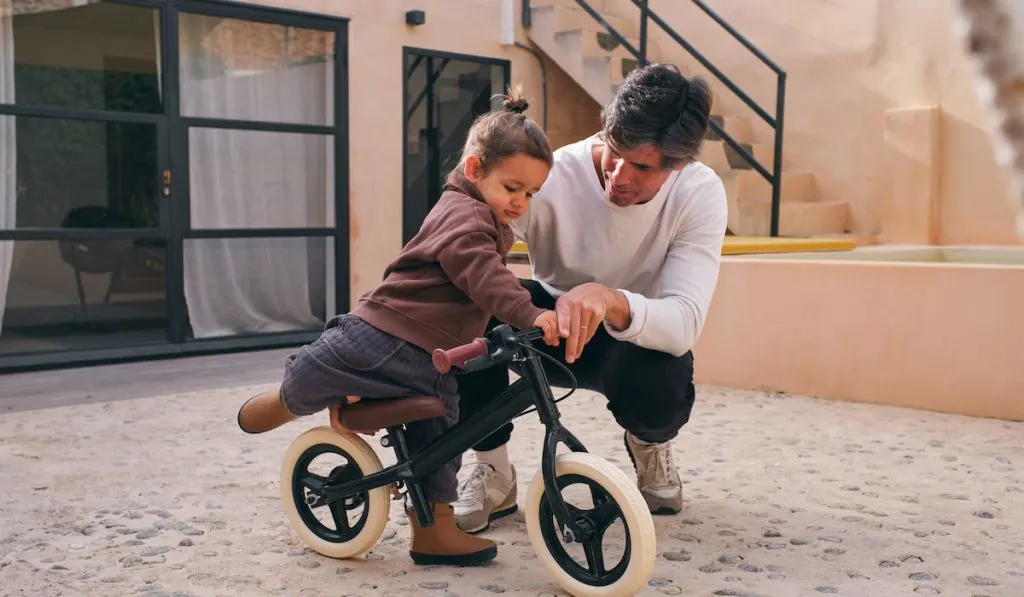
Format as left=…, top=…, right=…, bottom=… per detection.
left=524, top=452, right=657, bottom=596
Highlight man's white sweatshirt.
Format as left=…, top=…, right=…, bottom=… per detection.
left=511, top=135, right=728, bottom=357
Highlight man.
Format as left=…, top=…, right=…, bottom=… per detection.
left=451, top=63, right=728, bottom=533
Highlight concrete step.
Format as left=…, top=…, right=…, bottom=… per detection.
left=553, top=28, right=660, bottom=63
left=534, top=5, right=636, bottom=39
left=706, top=114, right=754, bottom=145
left=723, top=170, right=817, bottom=204
left=701, top=139, right=776, bottom=173
left=533, top=12, right=618, bottom=106
left=553, top=29, right=660, bottom=92
left=530, top=0, right=607, bottom=11
left=729, top=200, right=849, bottom=237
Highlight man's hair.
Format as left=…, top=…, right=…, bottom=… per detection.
left=600, top=63, right=713, bottom=169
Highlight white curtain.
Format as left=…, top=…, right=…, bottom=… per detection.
left=0, top=9, right=15, bottom=339
left=178, top=15, right=334, bottom=338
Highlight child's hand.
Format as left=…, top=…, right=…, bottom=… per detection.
left=533, top=311, right=560, bottom=347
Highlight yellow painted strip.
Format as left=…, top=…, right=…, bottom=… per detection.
left=509, top=237, right=857, bottom=256
left=722, top=236, right=857, bottom=255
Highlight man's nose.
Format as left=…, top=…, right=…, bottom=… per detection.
left=610, top=160, right=631, bottom=186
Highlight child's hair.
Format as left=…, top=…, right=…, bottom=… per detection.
left=456, top=84, right=553, bottom=174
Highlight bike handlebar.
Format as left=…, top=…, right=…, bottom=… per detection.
left=431, top=326, right=546, bottom=374
left=432, top=338, right=489, bottom=373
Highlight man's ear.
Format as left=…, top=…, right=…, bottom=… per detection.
left=464, top=155, right=484, bottom=182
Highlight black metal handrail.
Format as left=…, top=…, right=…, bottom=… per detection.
left=523, top=0, right=787, bottom=236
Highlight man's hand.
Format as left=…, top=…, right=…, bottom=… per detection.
left=555, top=283, right=631, bottom=363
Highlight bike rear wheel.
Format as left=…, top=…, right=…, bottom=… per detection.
left=524, top=452, right=657, bottom=596
left=280, top=426, right=391, bottom=559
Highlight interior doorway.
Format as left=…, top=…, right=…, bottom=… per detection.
left=401, top=48, right=509, bottom=243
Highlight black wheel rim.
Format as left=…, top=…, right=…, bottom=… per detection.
left=538, top=473, right=632, bottom=586
left=291, top=442, right=370, bottom=543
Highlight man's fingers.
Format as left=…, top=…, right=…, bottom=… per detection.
left=556, top=298, right=572, bottom=337
left=565, top=302, right=583, bottom=362
left=585, top=312, right=602, bottom=344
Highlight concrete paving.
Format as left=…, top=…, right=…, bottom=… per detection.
left=0, top=364, right=1021, bottom=596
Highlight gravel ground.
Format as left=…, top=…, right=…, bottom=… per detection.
left=1, top=383, right=1021, bottom=596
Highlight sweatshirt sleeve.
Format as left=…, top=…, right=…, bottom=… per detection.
left=437, top=229, right=546, bottom=330
left=603, top=177, right=728, bottom=357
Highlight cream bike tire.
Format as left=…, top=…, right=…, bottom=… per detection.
left=280, top=426, right=391, bottom=559
left=525, top=452, right=657, bottom=596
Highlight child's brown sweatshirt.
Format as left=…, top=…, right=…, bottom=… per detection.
left=350, top=170, right=545, bottom=354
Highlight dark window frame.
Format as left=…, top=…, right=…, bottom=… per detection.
left=0, top=0, right=350, bottom=372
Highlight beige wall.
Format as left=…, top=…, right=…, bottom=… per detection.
left=694, top=250, right=1024, bottom=421
left=633, top=0, right=1021, bottom=245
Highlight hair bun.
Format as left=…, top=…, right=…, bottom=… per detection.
left=504, top=96, right=530, bottom=113
left=501, top=84, right=530, bottom=114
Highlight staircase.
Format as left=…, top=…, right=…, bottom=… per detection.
left=524, top=0, right=855, bottom=238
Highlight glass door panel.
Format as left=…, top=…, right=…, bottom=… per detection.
left=178, top=11, right=334, bottom=126
left=176, top=9, right=338, bottom=341
left=9, top=1, right=163, bottom=113
left=0, top=1, right=170, bottom=358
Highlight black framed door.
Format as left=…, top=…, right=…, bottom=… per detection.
left=402, top=48, right=510, bottom=243
left=0, top=0, right=348, bottom=371
left=168, top=1, right=347, bottom=350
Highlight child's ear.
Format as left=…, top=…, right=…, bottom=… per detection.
left=464, top=155, right=484, bottom=182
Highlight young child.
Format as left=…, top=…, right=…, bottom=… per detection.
left=237, top=87, right=558, bottom=567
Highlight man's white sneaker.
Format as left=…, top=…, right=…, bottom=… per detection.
left=623, top=431, right=683, bottom=514
left=451, top=463, right=517, bottom=534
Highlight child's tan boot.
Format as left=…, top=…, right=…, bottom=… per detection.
left=237, top=390, right=296, bottom=433
left=408, top=503, right=497, bottom=566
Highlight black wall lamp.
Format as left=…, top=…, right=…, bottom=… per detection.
left=405, top=10, right=425, bottom=26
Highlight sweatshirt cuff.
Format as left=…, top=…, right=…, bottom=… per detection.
left=508, top=301, right=547, bottom=332
left=604, top=289, right=647, bottom=340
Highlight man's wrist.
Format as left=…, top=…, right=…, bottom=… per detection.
left=603, top=287, right=632, bottom=331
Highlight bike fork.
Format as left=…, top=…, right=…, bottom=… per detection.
left=521, top=352, right=589, bottom=542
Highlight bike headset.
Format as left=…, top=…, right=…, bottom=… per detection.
left=456, top=339, right=578, bottom=419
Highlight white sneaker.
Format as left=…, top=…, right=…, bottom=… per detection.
left=624, top=431, right=683, bottom=514
left=452, top=463, right=517, bottom=534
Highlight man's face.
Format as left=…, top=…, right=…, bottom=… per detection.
left=598, top=138, right=679, bottom=207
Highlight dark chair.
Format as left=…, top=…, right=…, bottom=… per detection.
left=57, top=206, right=135, bottom=325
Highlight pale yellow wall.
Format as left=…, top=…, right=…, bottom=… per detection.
left=634, top=0, right=1021, bottom=245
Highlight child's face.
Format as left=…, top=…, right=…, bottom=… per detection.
left=465, top=153, right=550, bottom=224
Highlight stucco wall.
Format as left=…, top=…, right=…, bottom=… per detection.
left=628, top=0, right=1021, bottom=245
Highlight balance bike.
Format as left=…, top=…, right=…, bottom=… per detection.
left=279, top=324, right=657, bottom=596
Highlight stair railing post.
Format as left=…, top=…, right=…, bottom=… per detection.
left=639, top=0, right=649, bottom=66
left=770, top=72, right=787, bottom=237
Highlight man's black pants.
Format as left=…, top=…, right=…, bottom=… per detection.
left=456, top=279, right=697, bottom=450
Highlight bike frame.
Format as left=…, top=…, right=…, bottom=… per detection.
left=309, top=331, right=590, bottom=541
